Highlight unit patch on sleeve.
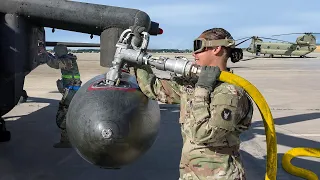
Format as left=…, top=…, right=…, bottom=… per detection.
left=221, top=108, right=232, bottom=120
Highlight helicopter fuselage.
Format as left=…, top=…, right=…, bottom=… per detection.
left=246, top=42, right=317, bottom=56
left=0, top=0, right=161, bottom=118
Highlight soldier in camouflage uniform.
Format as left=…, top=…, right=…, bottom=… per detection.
left=130, top=28, right=253, bottom=179
left=46, top=44, right=82, bottom=148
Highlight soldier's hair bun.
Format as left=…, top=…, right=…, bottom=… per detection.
left=230, top=48, right=243, bottom=63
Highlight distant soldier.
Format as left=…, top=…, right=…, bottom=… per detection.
left=130, top=27, right=253, bottom=179
left=46, top=44, right=82, bottom=148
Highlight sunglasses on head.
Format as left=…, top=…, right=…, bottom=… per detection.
left=193, top=38, right=235, bottom=54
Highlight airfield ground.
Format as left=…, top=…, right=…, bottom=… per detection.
left=1, top=52, right=320, bottom=180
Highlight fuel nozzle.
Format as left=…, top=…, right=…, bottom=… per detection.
left=105, top=29, right=150, bottom=86
left=143, top=55, right=200, bottom=78
left=105, top=28, right=201, bottom=85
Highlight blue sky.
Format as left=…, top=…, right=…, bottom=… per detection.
left=45, top=0, right=320, bottom=49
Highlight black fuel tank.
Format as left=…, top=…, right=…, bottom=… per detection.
left=66, top=73, right=161, bottom=169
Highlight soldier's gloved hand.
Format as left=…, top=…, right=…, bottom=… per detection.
left=129, top=25, right=145, bottom=47
left=195, top=66, right=221, bottom=92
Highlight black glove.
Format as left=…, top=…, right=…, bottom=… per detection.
left=129, top=25, right=145, bottom=47
left=195, top=66, right=221, bottom=92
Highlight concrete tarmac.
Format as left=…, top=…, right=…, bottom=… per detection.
left=1, top=52, right=320, bottom=180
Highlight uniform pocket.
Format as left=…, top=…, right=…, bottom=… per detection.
left=209, top=94, right=240, bottom=131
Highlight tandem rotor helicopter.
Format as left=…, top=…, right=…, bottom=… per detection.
left=236, top=32, right=320, bottom=58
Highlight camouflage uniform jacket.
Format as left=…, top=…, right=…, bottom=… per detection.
left=130, top=65, right=253, bottom=180
left=46, top=53, right=82, bottom=89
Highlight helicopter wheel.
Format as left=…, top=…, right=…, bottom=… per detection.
left=269, top=54, right=274, bottom=58
left=300, top=55, right=306, bottom=58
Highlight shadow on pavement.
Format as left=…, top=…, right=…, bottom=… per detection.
left=26, top=97, right=60, bottom=104
left=251, top=112, right=320, bottom=127
left=240, top=150, right=320, bottom=180
left=0, top=99, right=183, bottom=180
left=48, top=91, right=61, bottom=94
left=241, top=112, right=320, bottom=179
left=1, top=101, right=319, bottom=180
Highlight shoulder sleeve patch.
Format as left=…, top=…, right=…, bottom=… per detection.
left=209, top=92, right=241, bottom=131
left=221, top=108, right=232, bottom=120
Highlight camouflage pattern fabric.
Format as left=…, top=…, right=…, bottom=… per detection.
left=130, top=65, right=253, bottom=180
left=46, top=52, right=82, bottom=130
left=56, top=88, right=78, bottom=129
left=46, top=53, right=82, bottom=88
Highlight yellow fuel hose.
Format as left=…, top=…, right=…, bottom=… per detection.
left=219, top=71, right=277, bottom=180
left=282, top=147, right=320, bottom=180
left=219, top=71, right=320, bottom=180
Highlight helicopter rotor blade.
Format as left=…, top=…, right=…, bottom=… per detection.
left=235, top=36, right=253, bottom=41
left=235, top=37, right=252, bottom=46
left=271, top=33, right=306, bottom=37
left=271, top=32, right=320, bottom=37
left=258, top=37, right=294, bottom=44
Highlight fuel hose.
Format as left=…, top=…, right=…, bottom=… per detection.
left=282, top=148, right=320, bottom=180
left=219, top=71, right=320, bottom=180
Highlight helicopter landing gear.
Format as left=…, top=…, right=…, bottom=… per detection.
left=0, top=117, right=11, bottom=142
left=300, top=55, right=306, bottom=58
left=269, top=54, right=274, bottom=58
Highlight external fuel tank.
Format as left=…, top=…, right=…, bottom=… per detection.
left=66, top=72, right=161, bottom=169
